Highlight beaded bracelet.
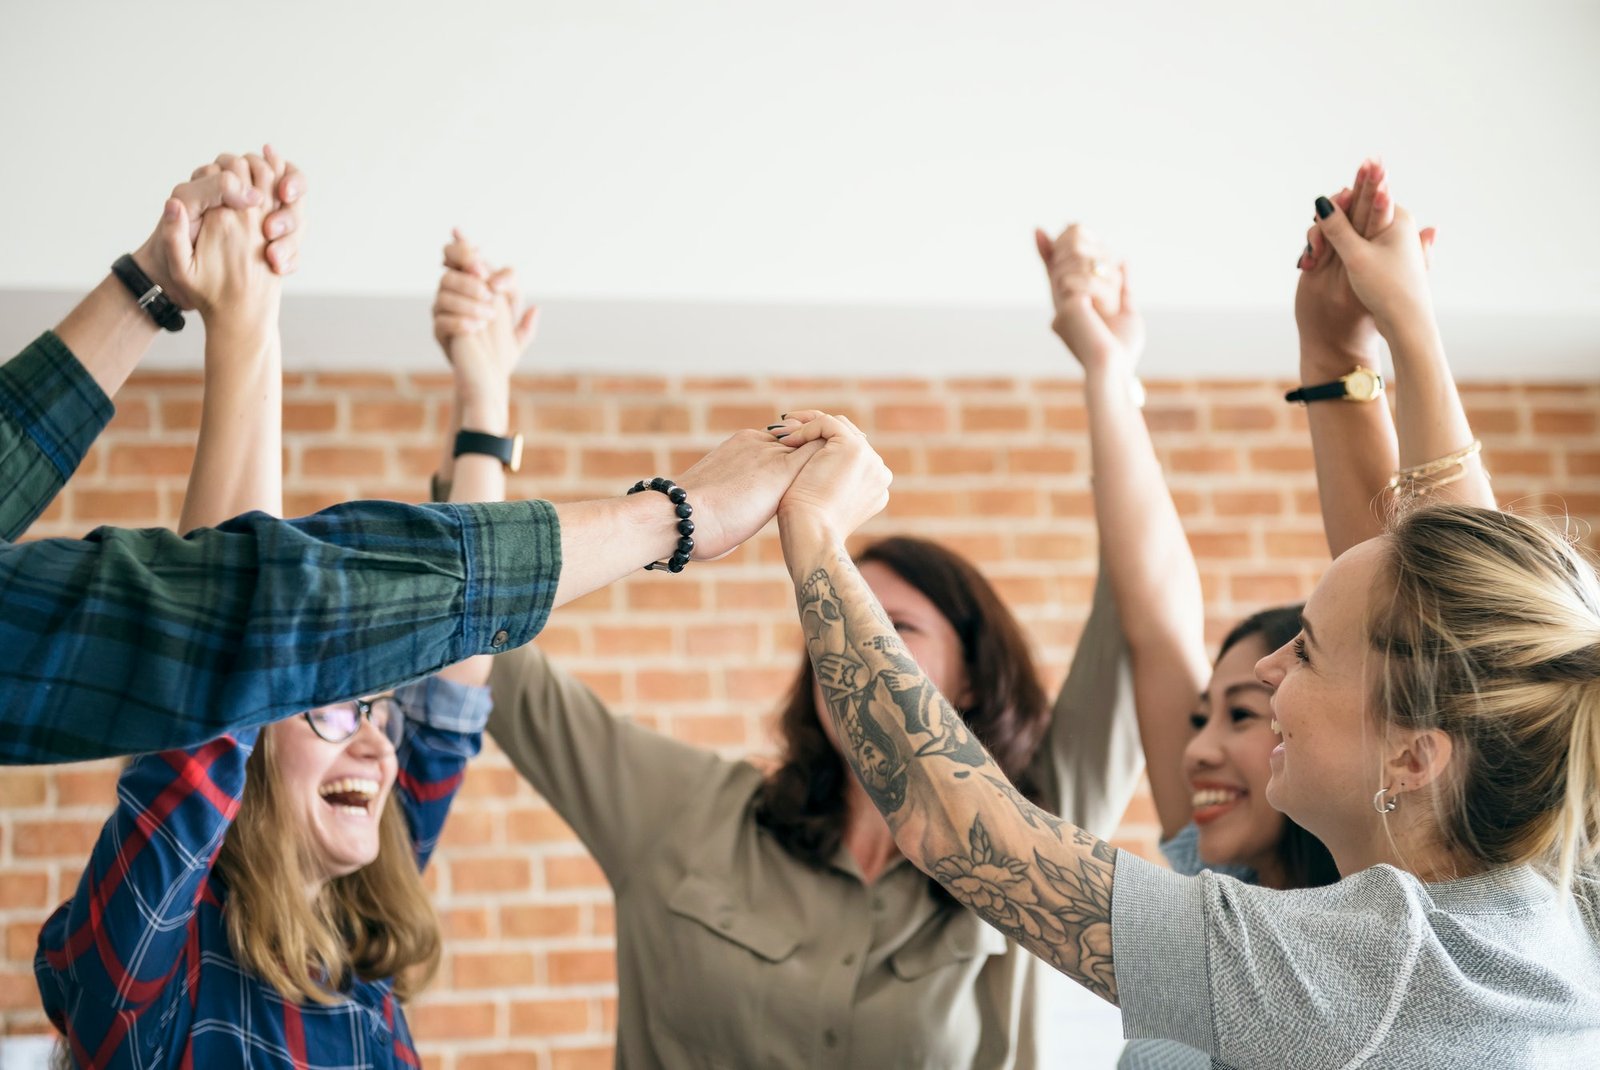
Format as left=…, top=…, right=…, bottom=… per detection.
left=626, top=477, right=696, bottom=572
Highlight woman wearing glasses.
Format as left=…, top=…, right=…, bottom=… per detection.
left=36, top=164, right=501, bottom=1068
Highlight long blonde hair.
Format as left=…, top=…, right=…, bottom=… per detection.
left=213, top=726, right=442, bottom=1005
left=1373, top=504, right=1600, bottom=890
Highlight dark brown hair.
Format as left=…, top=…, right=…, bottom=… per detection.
left=754, top=536, right=1052, bottom=868
left=1217, top=605, right=1340, bottom=888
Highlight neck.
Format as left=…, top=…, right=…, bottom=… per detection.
left=1244, top=849, right=1292, bottom=890
left=1326, top=808, right=1477, bottom=884
left=842, top=777, right=900, bottom=884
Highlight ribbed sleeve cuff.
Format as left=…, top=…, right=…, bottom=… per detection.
left=0, top=331, right=115, bottom=481
left=1111, top=850, right=1216, bottom=1053
left=395, top=676, right=492, bottom=735
left=453, top=498, right=562, bottom=656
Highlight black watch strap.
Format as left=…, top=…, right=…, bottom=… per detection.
left=453, top=429, right=521, bottom=470
left=110, top=255, right=185, bottom=332
left=1284, top=380, right=1348, bottom=403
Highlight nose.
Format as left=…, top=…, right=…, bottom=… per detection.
left=345, top=716, right=394, bottom=760
left=1255, top=642, right=1288, bottom=690
left=1182, top=714, right=1225, bottom=777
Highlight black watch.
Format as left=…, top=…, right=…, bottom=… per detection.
left=110, top=254, right=186, bottom=332
left=1285, top=366, right=1385, bottom=404
left=453, top=429, right=523, bottom=471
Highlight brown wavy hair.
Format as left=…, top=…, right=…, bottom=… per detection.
left=212, top=725, right=442, bottom=1005
left=754, top=536, right=1052, bottom=868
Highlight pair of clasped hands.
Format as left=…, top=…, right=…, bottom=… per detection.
left=429, top=232, right=893, bottom=566
left=130, top=145, right=307, bottom=343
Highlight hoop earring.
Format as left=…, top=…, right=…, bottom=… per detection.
left=1373, top=786, right=1398, bottom=814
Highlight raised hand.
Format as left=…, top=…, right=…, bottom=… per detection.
left=669, top=429, right=824, bottom=559
left=175, top=153, right=282, bottom=337
left=1312, top=187, right=1439, bottom=343
left=132, top=145, right=306, bottom=311
left=1033, top=224, right=1143, bottom=374
left=769, top=410, right=892, bottom=542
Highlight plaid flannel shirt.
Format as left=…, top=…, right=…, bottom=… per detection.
left=35, top=675, right=489, bottom=1069
left=0, top=333, right=560, bottom=764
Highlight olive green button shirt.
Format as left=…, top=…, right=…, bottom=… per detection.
left=488, top=574, right=1140, bottom=1068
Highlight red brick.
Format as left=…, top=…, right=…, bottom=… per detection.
left=619, top=404, right=693, bottom=434
left=452, top=856, right=532, bottom=894
left=440, top=907, right=492, bottom=940
left=552, top=1047, right=615, bottom=1070
left=106, top=397, right=153, bottom=432
left=1568, top=451, right=1600, bottom=477
left=510, top=998, right=590, bottom=1036
left=966, top=488, right=1041, bottom=517
left=544, top=854, right=606, bottom=891
left=313, top=372, right=399, bottom=391
left=12, top=819, right=103, bottom=858
left=351, top=400, right=426, bottom=433
left=501, top=903, right=583, bottom=939
left=580, top=449, right=656, bottom=479
left=0, top=872, right=50, bottom=910
left=1144, top=406, right=1199, bottom=433
left=0, top=772, right=47, bottom=807
left=706, top=404, right=781, bottom=432
left=1169, top=448, right=1239, bottom=474
left=546, top=949, right=615, bottom=986
left=925, top=447, right=998, bottom=474
left=959, top=404, right=1031, bottom=433
left=1247, top=447, right=1314, bottom=473
left=1008, top=448, right=1077, bottom=475
left=593, top=626, right=676, bottom=656
left=1532, top=409, right=1596, bottom=435
left=635, top=670, right=712, bottom=703
left=1209, top=406, right=1276, bottom=432
left=1213, top=490, right=1284, bottom=517
left=1485, top=449, right=1553, bottom=475
left=74, top=488, right=161, bottom=523
left=300, top=446, right=388, bottom=479
left=506, top=808, right=578, bottom=844
left=437, top=810, right=496, bottom=849
left=453, top=951, right=536, bottom=989
left=875, top=403, right=950, bottom=433
left=402, top=998, right=497, bottom=1040
left=672, top=715, right=748, bottom=747
left=159, top=397, right=204, bottom=432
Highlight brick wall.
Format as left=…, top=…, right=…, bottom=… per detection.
left=4, top=371, right=1598, bottom=1066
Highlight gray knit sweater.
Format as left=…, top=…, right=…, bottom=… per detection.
left=1112, top=853, right=1600, bottom=1068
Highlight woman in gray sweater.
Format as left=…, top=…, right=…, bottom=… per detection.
left=770, top=187, right=1599, bottom=1064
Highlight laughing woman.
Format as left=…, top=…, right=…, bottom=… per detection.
left=771, top=196, right=1600, bottom=1065
left=35, top=158, right=503, bottom=1068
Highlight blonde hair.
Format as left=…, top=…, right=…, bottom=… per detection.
left=213, top=727, right=442, bottom=1005
left=1373, top=504, right=1600, bottom=890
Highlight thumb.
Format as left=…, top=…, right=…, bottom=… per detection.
left=515, top=305, right=540, bottom=347
left=1034, top=228, right=1054, bottom=267
left=1313, top=195, right=1363, bottom=260
left=160, top=198, right=192, bottom=276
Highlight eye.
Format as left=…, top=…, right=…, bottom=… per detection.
left=1292, top=636, right=1310, bottom=664
left=1188, top=710, right=1207, bottom=731
left=890, top=618, right=919, bottom=635
left=1229, top=706, right=1260, bottom=725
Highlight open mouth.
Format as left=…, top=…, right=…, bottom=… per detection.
left=1191, top=786, right=1246, bottom=824
left=318, top=777, right=379, bottom=816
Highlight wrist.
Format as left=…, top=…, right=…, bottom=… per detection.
left=129, top=241, right=179, bottom=300
left=776, top=507, right=846, bottom=582
left=457, top=398, right=509, bottom=436
left=1298, top=342, right=1376, bottom=381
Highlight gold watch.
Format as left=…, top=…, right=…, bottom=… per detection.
left=1285, top=366, right=1385, bottom=404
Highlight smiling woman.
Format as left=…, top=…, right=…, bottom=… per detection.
left=33, top=208, right=508, bottom=1068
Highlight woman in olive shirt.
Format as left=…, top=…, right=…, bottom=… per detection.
left=430, top=240, right=1143, bottom=1066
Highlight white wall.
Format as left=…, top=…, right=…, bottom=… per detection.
left=2, top=0, right=1597, bottom=375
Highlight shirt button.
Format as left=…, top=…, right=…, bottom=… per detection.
left=841, top=952, right=856, bottom=967
left=491, top=629, right=509, bottom=648
left=823, top=1029, right=838, bottom=1048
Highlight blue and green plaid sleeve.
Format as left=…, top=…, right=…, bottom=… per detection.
left=0, top=497, right=561, bottom=765
left=0, top=332, right=115, bottom=541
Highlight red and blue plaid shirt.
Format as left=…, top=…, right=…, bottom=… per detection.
left=35, top=676, right=489, bottom=1069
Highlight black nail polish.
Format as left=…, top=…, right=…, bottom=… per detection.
left=766, top=424, right=786, bottom=430
left=1315, top=196, right=1334, bottom=220
left=774, top=432, right=790, bottom=440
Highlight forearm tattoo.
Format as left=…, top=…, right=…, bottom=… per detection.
left=798, top=563, right=1119, bottom=1003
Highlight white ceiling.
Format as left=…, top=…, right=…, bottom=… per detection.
left=2, top=0, right=1597, bottom=374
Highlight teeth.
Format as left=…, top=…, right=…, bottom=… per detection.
left=318, top=777, right=379, bottom=802
left=1191, top=788, right=1244, bottom=809
left=1270, top=719, right=1281, bottom=735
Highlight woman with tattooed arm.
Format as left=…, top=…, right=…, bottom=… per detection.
left=772, top=194, right=1600, bottom=1063
left=437, top=236, right=1147, bottom=1066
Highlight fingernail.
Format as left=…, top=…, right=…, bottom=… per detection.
left=766, top=423, right=787, bottom=430
left=1315, top=196, right=1334, bottom=220
left=163, top=201, right=180, bottom=221
left=244, top=188, right=262, bottom=205
left=774, top=432, right=791, bottom=440
left=286, top=181, right=301, bottom=200
left=779, top=412, right=788, bottom=419
left=268, top=219, right=285, bottom=238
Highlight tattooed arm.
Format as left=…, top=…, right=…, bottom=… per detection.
left=773, top=411, right=1121, bottom=1004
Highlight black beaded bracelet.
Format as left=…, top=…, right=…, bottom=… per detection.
left=626, top=477, right=695, bottom=572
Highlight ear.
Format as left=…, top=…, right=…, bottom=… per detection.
left=1385, top=728, right=1455, bottom=796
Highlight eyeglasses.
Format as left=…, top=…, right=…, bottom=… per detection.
left=302, top=695, right=404, bottom=748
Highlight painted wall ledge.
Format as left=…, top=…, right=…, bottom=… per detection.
left=2, top=290, right=1596, bottom=381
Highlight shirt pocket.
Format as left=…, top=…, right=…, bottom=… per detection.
left=666, top=872, right=801, bottom=963
left=651, top=872, right=812, bottom=1068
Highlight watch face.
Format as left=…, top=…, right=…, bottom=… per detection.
left=1344, top=368, right=1382, bottom=402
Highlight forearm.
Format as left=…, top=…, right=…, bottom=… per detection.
left=1082, top=370, right=1209, bottom=836
left=779, top=515, right=1119, bottom=1002
left=1299, top=342, right=1399, bottom=558
left=51, top=275, right=161, bottom=401
left=550, top=494, right=681, bottom=608
left=180, top=325, right=283, bottom=533
left=436, top=392, right=507, bottom=687
left=1382, top=320, right=1495, bottom=508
